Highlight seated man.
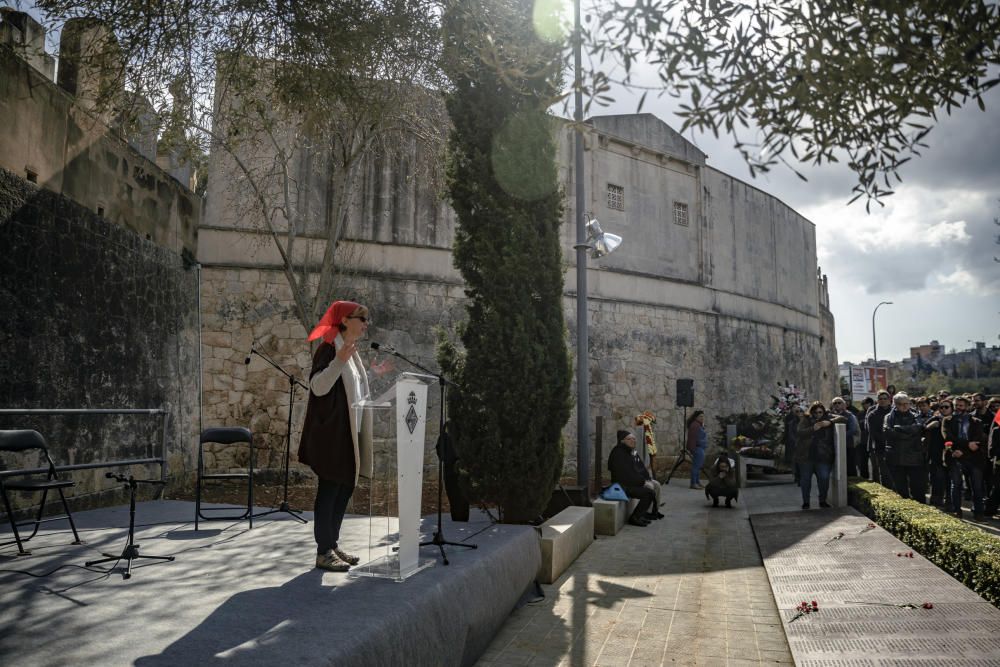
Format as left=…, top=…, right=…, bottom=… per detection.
left=608, top=430, right=661, bottom=526
left=705, top=453, right=738, bottom=507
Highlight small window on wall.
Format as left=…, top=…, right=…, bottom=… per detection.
left=607, top=183, right=624, bottom=211
left=673, top=201, right=689, bottom=226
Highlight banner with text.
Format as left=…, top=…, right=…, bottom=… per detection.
left=851, top=366, right=888, bottom=397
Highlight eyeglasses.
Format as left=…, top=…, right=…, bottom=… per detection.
left=939, top=406, right=952, bottom=410
left=347, top=315, right=369, bottom=323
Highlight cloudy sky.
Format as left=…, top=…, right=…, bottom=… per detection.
left=587, top=69, right=1000, bottom=365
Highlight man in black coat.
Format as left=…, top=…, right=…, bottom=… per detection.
left=942, top=396, right=987, bottom=519
left=865, top=390, right=893, bottom=490
left=608, top=430, right=657, bottom=526
left=883, top=393, right=926, bottom=502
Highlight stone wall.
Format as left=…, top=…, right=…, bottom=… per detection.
left=198, top=112, right=839, bottom=482
left=0, top=168, right=200, bottom=509
left=0, top=47, right=199, bottom=257
left=198, top=262, right=467, bottom=479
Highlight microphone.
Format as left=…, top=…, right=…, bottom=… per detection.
left=245, top=345, right=253, bottom=365
left=370, top=341, right=397, bottom=354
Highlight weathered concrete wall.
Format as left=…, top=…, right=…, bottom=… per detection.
left=0, top=168, right=200, bottom=508
left=199, top=112, right=838, bottom=479
left=0, top=47, right=199, bottom=256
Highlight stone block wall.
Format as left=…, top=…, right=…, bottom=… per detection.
left=198, top=253, right=832, bottom=482
left=0, top=168, right=200, bottom=509
left=198, top=264, right=467, bottom=480
left=0, top=47, right=199, bottom=257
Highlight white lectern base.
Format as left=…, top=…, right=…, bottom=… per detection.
left=348, top=553, right=436, bottom=582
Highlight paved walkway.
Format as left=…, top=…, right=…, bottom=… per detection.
left=478, top=480, right=1000, bottom=666
left=477, top=482, right=795, bottom=666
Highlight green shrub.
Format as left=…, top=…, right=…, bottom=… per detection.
left=849, top=479, right=1000, bottom=607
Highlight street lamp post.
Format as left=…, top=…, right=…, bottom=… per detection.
left=872, top=301, right=893, bottom=367
left=573, top=0, right=588, bottom=491
left=571, top=1, right=622, bottom=494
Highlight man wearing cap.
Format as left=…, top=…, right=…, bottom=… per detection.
left=298, top=300, right=374, bottom=571
left=608, top=430, right=660, bottom=526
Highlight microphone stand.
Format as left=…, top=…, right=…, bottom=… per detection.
left=247, top=347, right=309, bottom=524
left=373, top=344, right=477, bottom=565
left=86, top=473, right=174, bottom=579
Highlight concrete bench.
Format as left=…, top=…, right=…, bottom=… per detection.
left=592, top=497, right=640, bottom=535
left=537, top=505, right=594, bottom=584
left=736, top=455, right=775, bottom=488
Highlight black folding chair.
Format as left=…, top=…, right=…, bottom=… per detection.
left=0, top=429, right=82, bottom=556
left=195, top=427, right=254, bottom=530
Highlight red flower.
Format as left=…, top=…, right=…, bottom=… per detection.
left=944, top=441, right=953, bottom=449
left=922, top=602, right=934, bottom=609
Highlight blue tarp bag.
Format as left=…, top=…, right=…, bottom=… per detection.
left=600, top=482, right=628, bottom=501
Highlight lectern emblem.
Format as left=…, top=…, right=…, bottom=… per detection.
left=405, top=391, right=419, bottom=434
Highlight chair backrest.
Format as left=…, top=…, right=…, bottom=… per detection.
left=0, top=429, right=48, bottom=453
left=200, top=427, right=252, bottom=446
left=0, top=430, right=57, bottom=477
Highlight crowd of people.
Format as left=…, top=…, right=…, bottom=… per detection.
left=790, top=388, right=1000, bottom=519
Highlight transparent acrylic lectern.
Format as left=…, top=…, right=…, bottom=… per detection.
left=349, top=372, right=436, bottom=581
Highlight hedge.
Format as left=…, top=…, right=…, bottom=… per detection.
left=849, top=479, right=1000, bottom=607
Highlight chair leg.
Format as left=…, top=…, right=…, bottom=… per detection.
left=57, top=487, right=83, bottom=545
left=248, top=460, right=254, bottom=530
left=1, top=487, right=29, bottom=556
left=24, top=488, right=49, bottom=542
left=195, top=471, right=201, bottom=531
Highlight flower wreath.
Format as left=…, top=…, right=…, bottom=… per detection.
left=634, top=411, right=657, bottom=456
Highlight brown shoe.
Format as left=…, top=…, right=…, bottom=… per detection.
left=334, top=548, right=360, bottom=565
left=316, top=551, right=350, bottom=572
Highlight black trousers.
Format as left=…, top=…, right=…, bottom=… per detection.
left=314, top=479, right=355, bottom=554
left=623, top=485, right=655, bottom=518
left=889, top=464, right=926, bottom=502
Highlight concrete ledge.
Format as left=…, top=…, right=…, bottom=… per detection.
left=736, top=455, right=774, bottom=488
left=538, top=506, right=594, bottom=584
left=592, top=498, right=626, bottom=535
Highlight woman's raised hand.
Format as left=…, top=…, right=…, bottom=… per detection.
left=336, top=340, right=357, bottom=363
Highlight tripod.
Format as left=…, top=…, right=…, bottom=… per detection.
left=86, top=473, right=174, bottom=579
left=248, top=347, right=308, bottom=524
left=376, top=346, right=477, bottom=565
left=664, top=406, right=688, bottom=485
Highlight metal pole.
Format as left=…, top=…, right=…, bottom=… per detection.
left=573, top=0, right=589, bottom=491
left=872, top=301, right=892, bottom=367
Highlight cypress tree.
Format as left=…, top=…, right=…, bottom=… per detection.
left=440, top=0, right=571, bottom=522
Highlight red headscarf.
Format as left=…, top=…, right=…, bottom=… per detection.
left=307, top=300, right=362, bottom=344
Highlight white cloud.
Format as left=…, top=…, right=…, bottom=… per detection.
left=933, top=269, right=979, bottom=293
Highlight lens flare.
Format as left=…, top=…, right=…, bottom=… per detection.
left=532, top=0, right=571, bottom=44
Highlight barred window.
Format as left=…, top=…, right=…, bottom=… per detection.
left=607, top=183, right=624, bottom=211
left=673, top=201, right=689, bottom=226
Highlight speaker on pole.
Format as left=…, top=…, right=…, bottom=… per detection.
left=676, top=379, right=694, bottom=407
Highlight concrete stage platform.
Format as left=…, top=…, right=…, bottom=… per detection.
left=0, top=501, right=540, bottom=666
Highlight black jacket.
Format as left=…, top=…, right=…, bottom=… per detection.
left=942, top=413, right=987, bottom=468
left=608, top=443, right=650, bottom=488
left=883, top=409, right=925, bottom=467
left=866, top=405, right=891, bottom=453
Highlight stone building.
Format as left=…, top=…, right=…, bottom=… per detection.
left=199, top=109, right=838, bottom=480
left=0, top=18, right=201, bottom=509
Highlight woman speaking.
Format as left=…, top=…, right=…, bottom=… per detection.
left=297, top=300, right=373, bottom=572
